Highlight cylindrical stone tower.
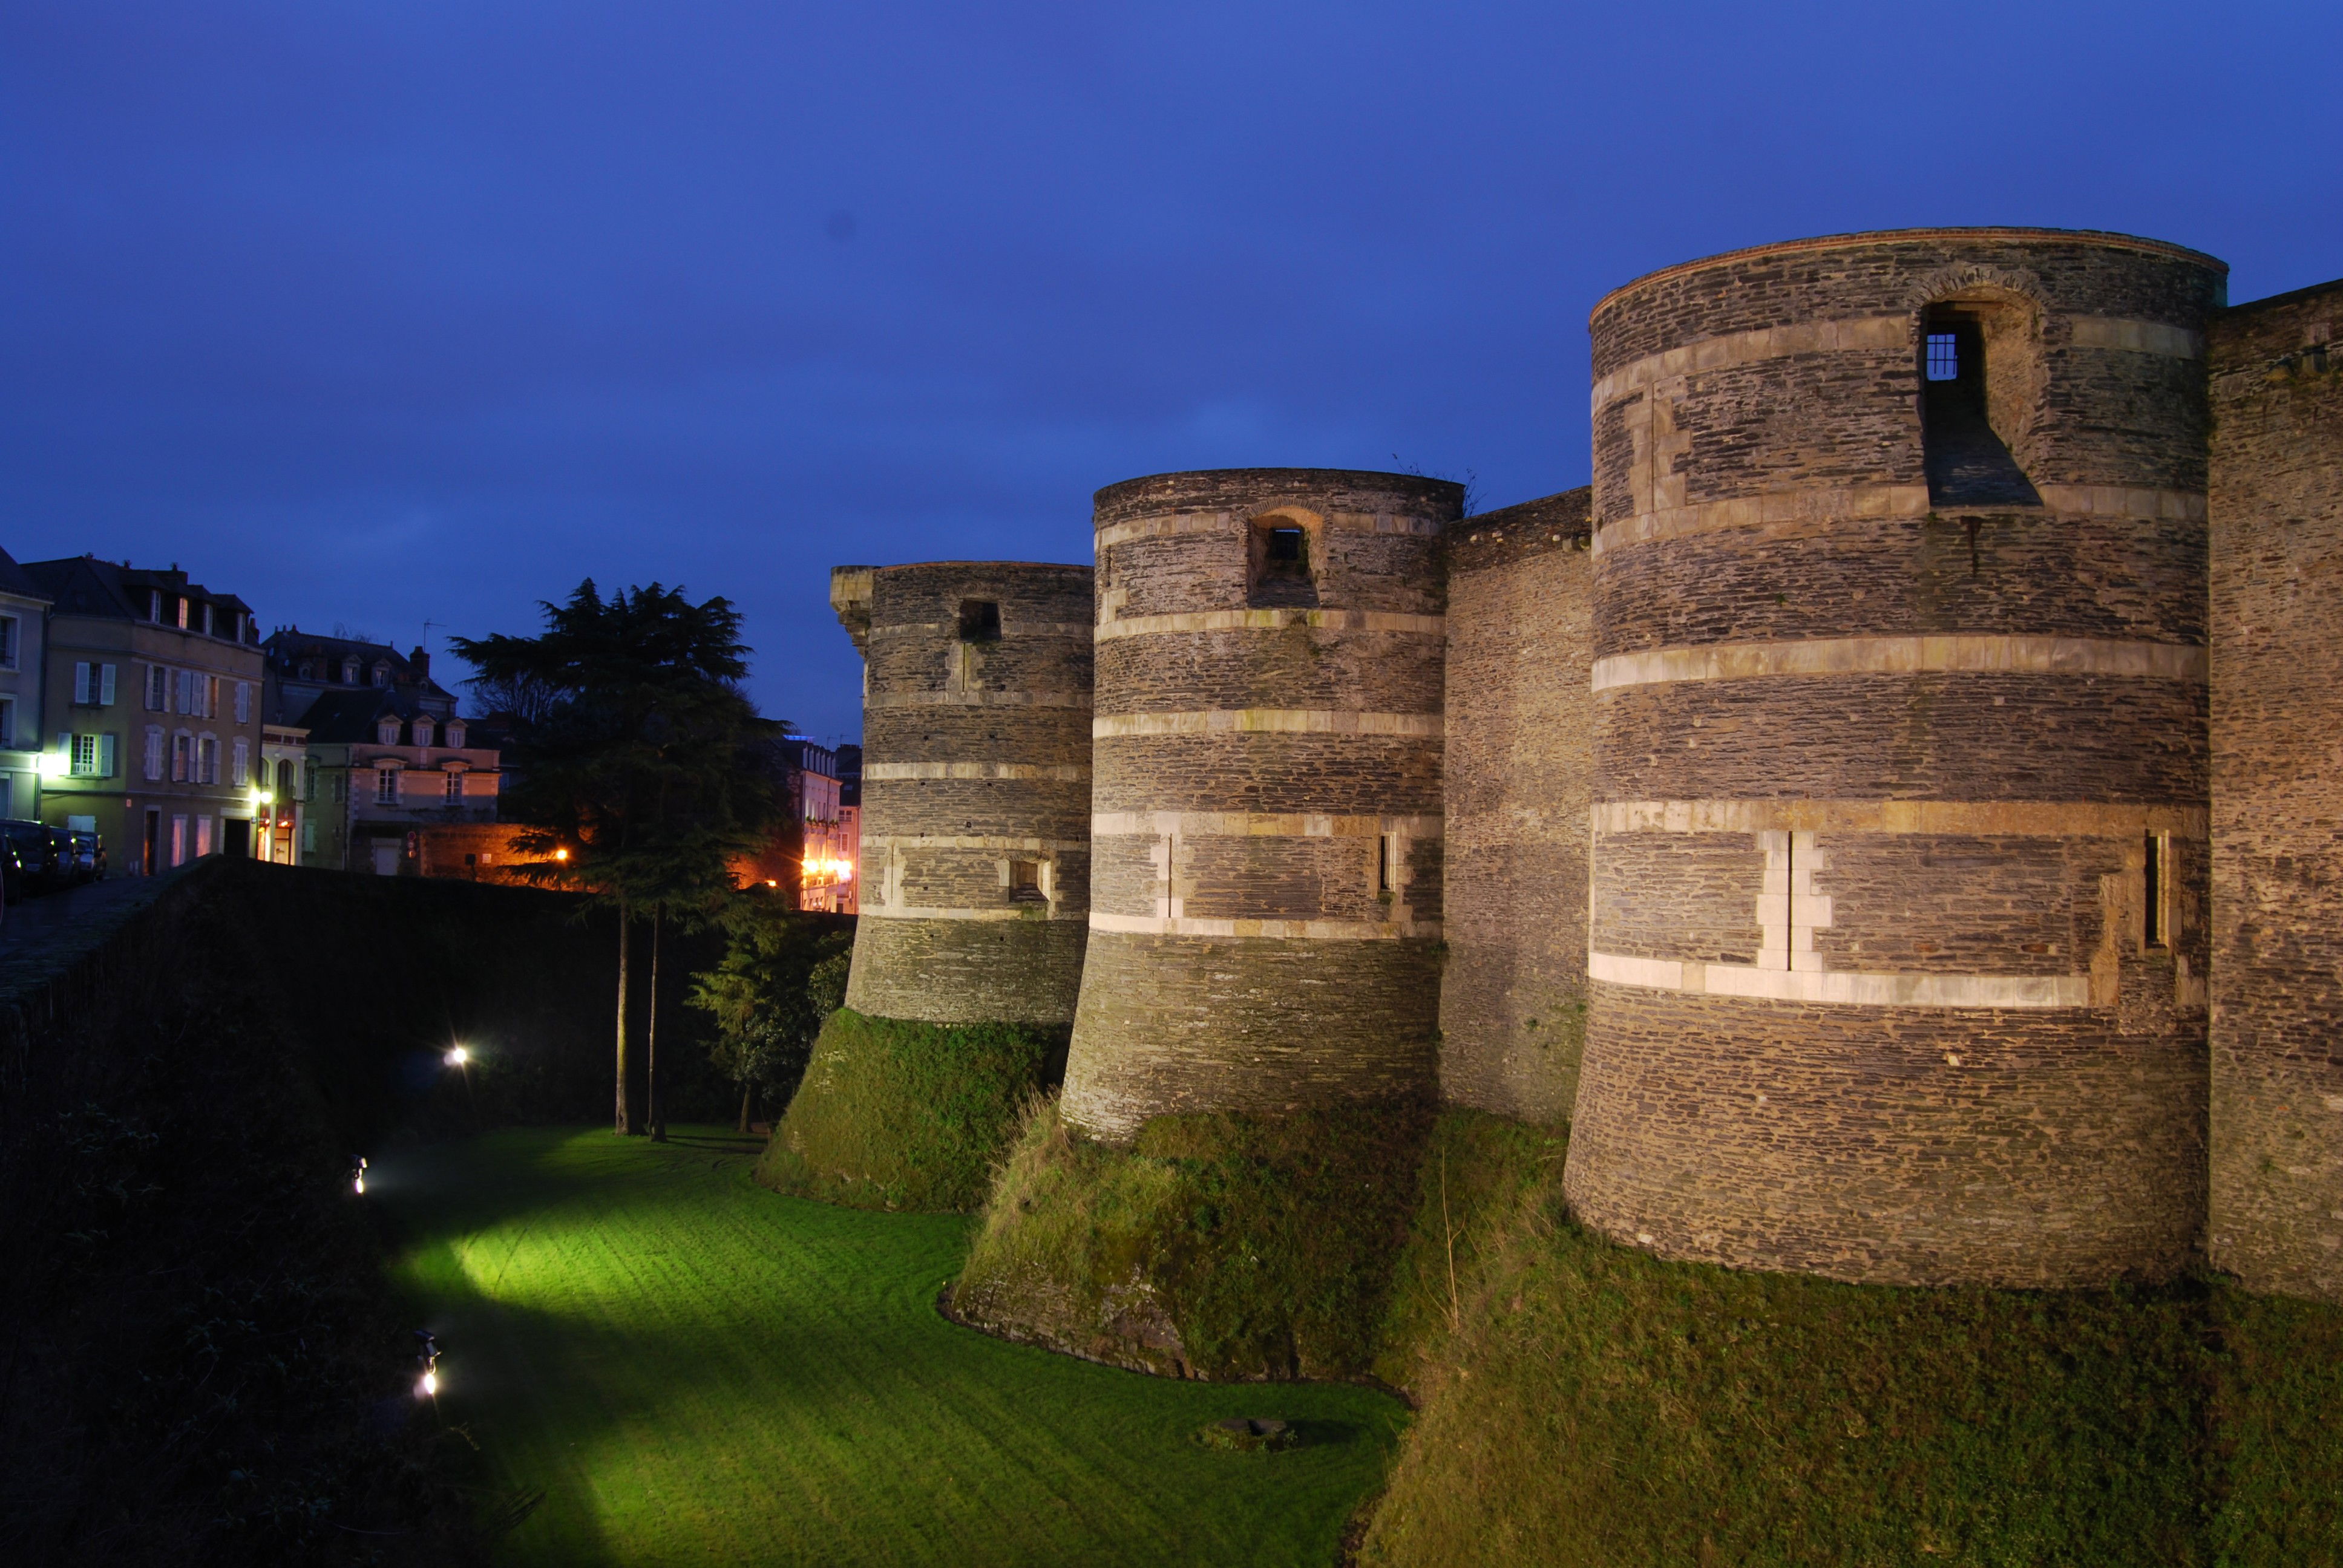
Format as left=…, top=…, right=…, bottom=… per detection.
left=1058, top=469, right=1462, bottom=1142
left=833, top=561, right=1093, bottom=1028
left=1567, top=229, right=2227, bottom=1287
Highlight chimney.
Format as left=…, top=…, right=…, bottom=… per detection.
left=410, top=645, right=431, bottom=681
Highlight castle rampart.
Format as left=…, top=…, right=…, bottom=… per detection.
left=1058, top=469, right=1463, bottom=1142
left=1437, top=488, right=1594, bottom=1124
left=2207, top=276, right=2343, bottom=1301
left=833, top=561, right=1093, bottom=1027
left=1565, top=229, right=2228, bottom=1286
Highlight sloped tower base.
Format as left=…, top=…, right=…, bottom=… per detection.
left=756, top=1009, right=1066, bottom=1212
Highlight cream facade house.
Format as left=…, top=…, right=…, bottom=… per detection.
left=0, top=548, right=51, bottom=823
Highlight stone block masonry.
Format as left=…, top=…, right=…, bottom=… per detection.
left=2208, top=276, right=2343, bottom=1302
left=1059, top=469, right=1464, bottom=1142
left=1439, top=489, right=1594, bottom=1124
left=831, top=561, right=1094, bottom=1027
left=1567, top=229, right=2228, bottom=1287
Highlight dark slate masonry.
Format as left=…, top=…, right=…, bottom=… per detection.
left=1058, top=469, right=1462, bottom=1142
left=831, top=561, right=1093, bottom=1027
left=2207, top=276, right=2343, bottom=1302
left=1438, top=489, right=1594, bottom=1124
left=1568, top=229, right=2229, bottom=1288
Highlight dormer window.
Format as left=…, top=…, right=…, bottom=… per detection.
left=445, top=720, right=467, bottom=748
left=371, top=662, right=390, bottom=687
left=413, top=717, right=436, bottom=748
left=341, top=658, right=360, bottom=684
left=378, top=717, right=402, bottom=745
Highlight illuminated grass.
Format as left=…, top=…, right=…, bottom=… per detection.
left=379, top=1127, right=1403, bottom=1567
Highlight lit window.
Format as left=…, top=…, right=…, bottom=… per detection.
left=445, top=771, right=462, bottom=802
left=1926, top=332, right=1959, bottom=381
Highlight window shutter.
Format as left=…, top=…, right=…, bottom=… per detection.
left=99, top=734, right=117, bottom=777
left=145, top=728, right=164, bottom=782
left=74, top=662, right=91, bottom=705
left=99, top=665, right=117, bottom=706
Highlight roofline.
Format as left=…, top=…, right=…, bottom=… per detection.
left=1591, top=226, right=2229, bottom=324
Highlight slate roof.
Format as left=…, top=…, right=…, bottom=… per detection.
left=21, top=557, right=254, bottom=629
left=0, top=546, right=50, bottom=603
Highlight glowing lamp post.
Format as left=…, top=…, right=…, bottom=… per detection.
left=352, top=1155, right=368, bottom=1195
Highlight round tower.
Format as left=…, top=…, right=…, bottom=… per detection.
left=836, top=561, right=1093, bottom=1027
left=1058, top=468, right=1461, bottom=1142
left=1566, top=229, right=2227, bottom=1287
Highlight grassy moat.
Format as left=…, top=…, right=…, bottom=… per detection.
left=379, top=1126, right=1403, bottom=1567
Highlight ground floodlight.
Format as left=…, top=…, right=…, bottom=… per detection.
left=353, top=1155, right=369, bottom=1195
left=446, top=1045, right=470, bottom=1067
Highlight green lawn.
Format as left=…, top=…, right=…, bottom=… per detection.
left=378, top=1126, right=1405, bottom=1567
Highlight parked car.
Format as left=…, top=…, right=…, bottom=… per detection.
left=1, top=820, right=65, bottom=901
left=68, top=828, right=105, bottom=883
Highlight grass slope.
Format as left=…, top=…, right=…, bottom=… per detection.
left=759, top=1009, right=1055, bottom=1211
left=382, top=1126, right=1404, bottom=1567
left=1359, top=1109, right=2343, bottom=1567
left=952, top=1096, right=1433, bottom=1380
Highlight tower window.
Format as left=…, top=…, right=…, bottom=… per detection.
left=2144, top=832, right=2171, bottom=949
left=1926, top=333, right=1960, bottom=381
left=1009, top=859, right=1044, bottom=901
left=1266, top=527, right=1303, bottom=563
left=958, top=599, right=1001, bottom=643
left=1377, top=833, right=1395, bottom=895
left=1248, top=515, right=1319, bottom=609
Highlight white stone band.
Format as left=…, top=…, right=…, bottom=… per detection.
left=1094, top=708, right=1442, bottom=739
left=1090, top=912, right=1440, bottom=941
left=1095, top=609, right=1444, bottom=642
left=1591, top=635, right=2206, bottom=693
left=1590, top=949, right=2091, bottom=1009
left=1092, top=811, right=1441, bottom=839
left=1095, top=511, right=1445, bottom=552
left=863, top=762, right=1090, bottom=781
left=1593, top=799, right=2209, bottom=837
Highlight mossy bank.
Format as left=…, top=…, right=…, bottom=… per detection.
left=756, top=1008, right=1064, bottom=1212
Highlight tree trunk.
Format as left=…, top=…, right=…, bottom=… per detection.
left=615, top=896, right=640, bottom=1135
left=738, top=1080, right=754, bottom=1135
left=647, top=906, right=666, bottom=1142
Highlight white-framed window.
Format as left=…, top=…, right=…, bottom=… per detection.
left=234, top=681, right=252, bottom=725
left=175, top=598, right=189, bottom=631
left=67, top=733, right=116, bottom=777
left=144, top=726, right=165, bottom=782
left=372, top=662, right=390, bottom=687
left=231, top=736, right=250, bottom=787
left=171, top=731, right=192, bottom=783
left=146, top=664, right=168, bottom=710
left=301, top=818, right=315, bottom=852
left=0, top=614, right=18, bottom=670
left=444, top=769, right=462, bottom=802
left=378, top=717, right=401, bottom=745
left=0, top=695, right=12, bottom=748
left=445, top=720, right=467, bottom=748
left=170, top=814, right=188, bottom=866
left=173, top=669, right=191, bottom=714
left=342, top=657, right=360, bottom=684
left=376, top=767, right=398, bottom=805
left=197, top=733, right=218, bottom=785
left=413, top=717, right=435, bottom=748
left=202, top=675, right=218, bottom=719
left=72, top=662, right=118, bottom=707
left=146, top=589, right=162, bottom=622
left=194, top=815, right=213, bottom=857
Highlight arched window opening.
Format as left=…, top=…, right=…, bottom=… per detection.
left=1247, top=514, right=1320, bottom=609
left=1921, top=298, right=2042, bottom=508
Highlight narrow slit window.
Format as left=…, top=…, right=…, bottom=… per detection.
left=1925, top=332, right=1960, bottom=381
left=2145, top=832, right=2170, bottom=949
left=1377, top=834, right=1394, bottom=895
left=958, top=599, right=1001, bottom=643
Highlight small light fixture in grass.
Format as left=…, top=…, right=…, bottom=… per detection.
left=446, top=1045, right=470, bottom=1068
left=1197, top=1418, right=1295, bottom=1453
left=415, top=1330, right=442, bottom=1400
left=352, top=1155, right=368, bottom=1195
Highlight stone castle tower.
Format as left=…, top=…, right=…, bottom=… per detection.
left=1056, top=469, right=1461, bottom=1141
left=827, top=227, right=2339, bottom=1305
left=828, top=562, right=1093, bottom=1029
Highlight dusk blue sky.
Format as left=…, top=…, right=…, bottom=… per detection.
left=4, top=2, right=2337, bottom=743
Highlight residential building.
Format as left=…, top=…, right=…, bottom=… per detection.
left=834, top=743, right=860, bottom=915
left=24, top=558, right=265, bottom=873
left=256, top=720, right=309, bottom=864
left=733, top=738, right=854, bottom=910
left=261, top=630, right=501, bottom=873
left=0, top=549, right=51, bottom=822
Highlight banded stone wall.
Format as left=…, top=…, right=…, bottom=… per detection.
left=1565, top=229, right=2228, bottom=1287
left=1438, top=488, right=1594, bottom=1124
left=2207, top=277, right=2343, bottom=1303
left=833, top=561, right=1093, bottom=1026
left=1058, top=469, right=1463, bottom=1142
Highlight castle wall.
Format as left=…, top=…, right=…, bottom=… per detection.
left=834, top=561, right=1093, bottom=1027
left=1058, top=469, right=1463, bottom=1142
left=1437, top=489, right=1594, bottom=1125
left=2207, top=277, right=2343, bottom=1302
left=1565, top=229, right=2228, bottom=1286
